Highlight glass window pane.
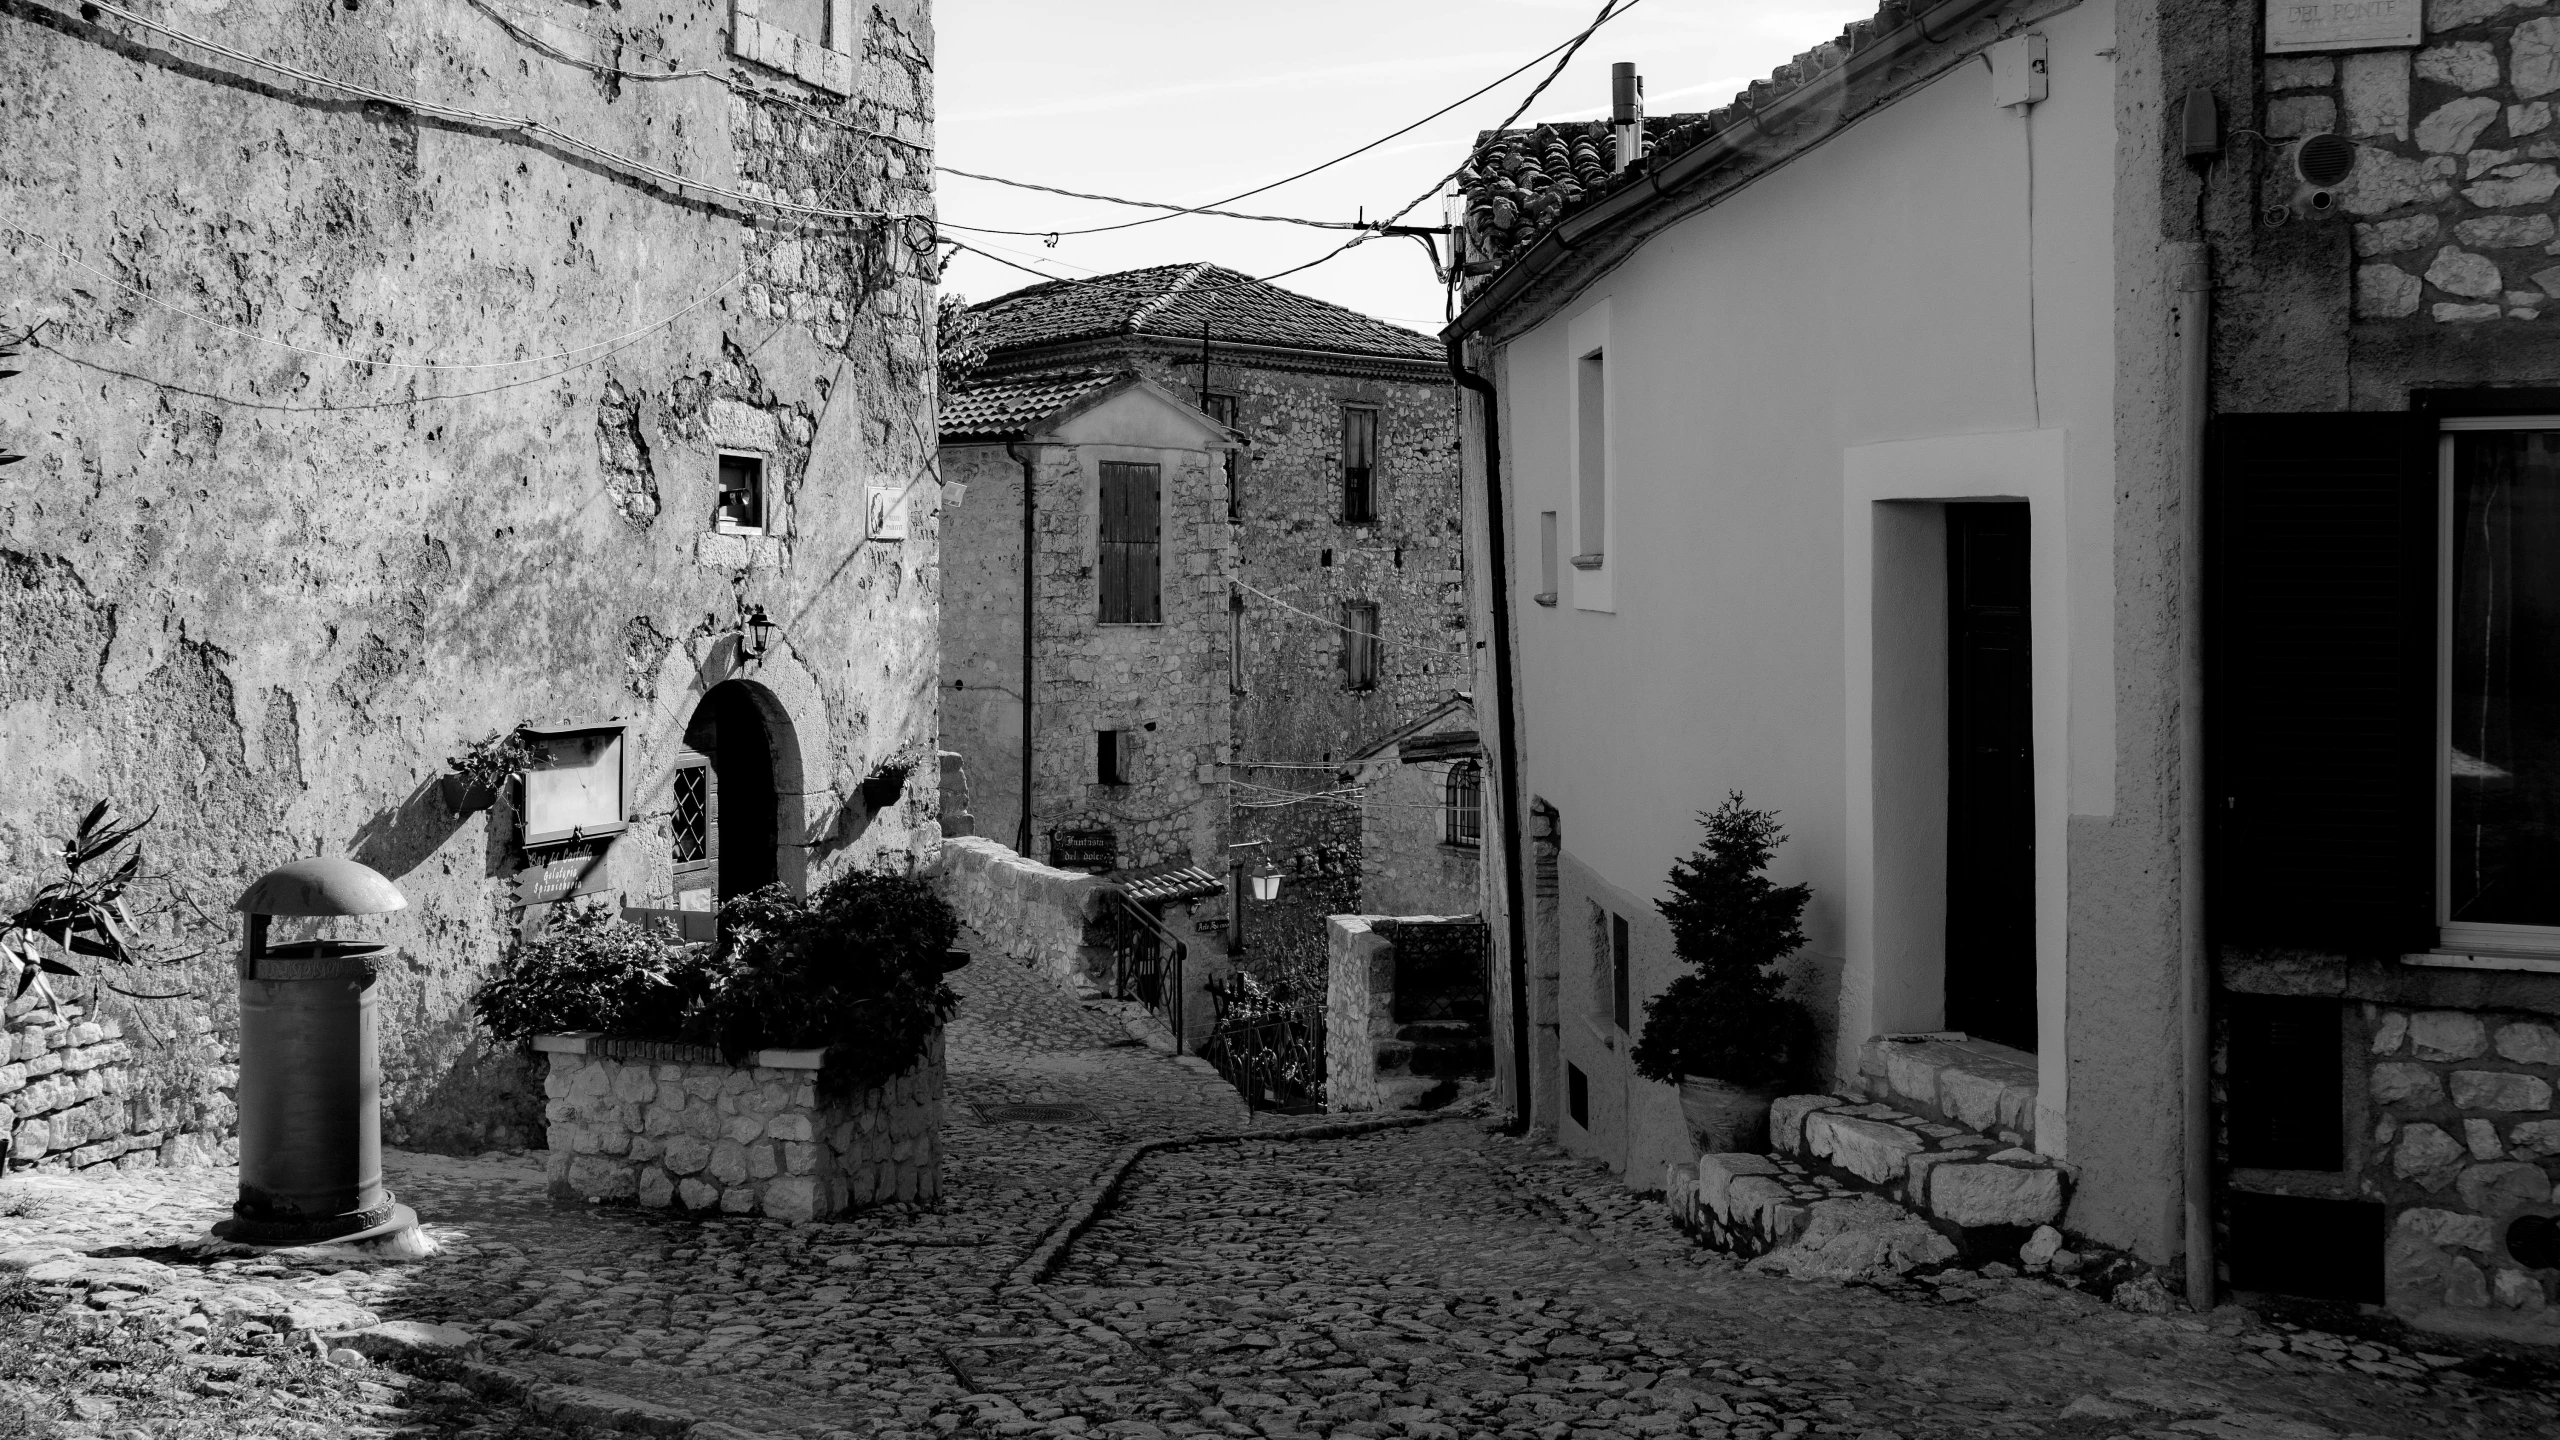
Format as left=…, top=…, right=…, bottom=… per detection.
left=2449, top=430, right=2560, bottom=926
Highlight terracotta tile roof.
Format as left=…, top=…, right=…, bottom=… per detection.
left=973, top=263, right=1443, bottom=365
left=1460, top=3, right=1931, bottom=267
left=936, top=371, right=1119, bottom=444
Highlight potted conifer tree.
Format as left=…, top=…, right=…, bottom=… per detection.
left=1628, top=793, right=1816, bottom=1154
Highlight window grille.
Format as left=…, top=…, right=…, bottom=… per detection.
left=672, top=765, right=708, bottom=863
left=1342, top=406, right=1378, bottom=523
left=1444, top=760, right=1482, bottom=847
left=1098, top=461, right=1163, bottom=624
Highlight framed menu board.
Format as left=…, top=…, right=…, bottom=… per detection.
left=521, top=723, right=628, bottom=847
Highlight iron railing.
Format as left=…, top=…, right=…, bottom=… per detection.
left=1201, top=976, right=1326, bottom=1112
left=1103, top=889, right=1189, bottom=1054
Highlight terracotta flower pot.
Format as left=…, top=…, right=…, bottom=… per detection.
left=440, top=773, right=498, bottom=817
left=1679, top=1075, right=1779, bottom=1155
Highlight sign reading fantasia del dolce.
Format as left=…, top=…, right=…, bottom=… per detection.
left=2264, top=0, right=2420, bottom=52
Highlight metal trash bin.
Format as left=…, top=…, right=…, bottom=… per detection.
left=213, top=856, right=420, bottom=1247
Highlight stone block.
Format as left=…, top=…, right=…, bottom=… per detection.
left=2467, top=1117, right=2506, bottom=1158
left=765, top=1174, right=823, bottom=1223
left=2344, top=51, right=2412, bottom=139
left=747, top=1140, right=780, bottom=1179
left=2269, top=94, right=2338, bottom=139
left=2400, top=1206, right=2496, bottom=1251
left=2495, top=1021, right=2560, bottom=1065
left=1697, top=1153, right=1779, bottom=1220
left=2417, top=41, right=2500, bottom=91
left=2371, top=1062, right=2444, bottom=1106
left=662, top=1135, right=712, bottom=1176
left=2412, top=1012, right=2491, bottom=1061
left=2395, top=1123, right=2468, bottom=1189
left=707, top=1139, right=750, bottom=1185
left=1766, top=1095, right=1836, bottom=1154
left=2373, top=1011, right=2412, bottom=1054
left=784, top=1141, right=821, bottom=1175
left=2518, top=16, right=2560, bottom=99
left=677, top=1178, right=720, bottom=1211
left=720, top=1185, right=758, bottom=1214
left=2456, top=1160, right=2551, bottom=1213
left=2266, top=56, right=2334, bottom=90
left=612, top=1066, right=656, bottom=1103
left=2457, top=213, right=2558, bottom=248
left=2493, top=1268, right=2548, bottom=1311
left=767, top=1112, right=814, bottom=1143
left=2464, top=164, right=2560, bottom=207
left=723, top=1113, right=765, bottom=1144
left=2448, top=1255, right=2493, bottom=1307
left=1766, top=1196, right=1955, bottom=1281
left=1929, top=1162, right=2064, bottom=1229
left=2428, top=245, right=2505, bottom=297
left=1804, top=1112, right=1926, bottom=1184
left=564, top=1154, right=636, bottom=1203
left=2511, top=1119, right=2560, bottom=1158
left=2450, top=1070, right=2552, bottom=1111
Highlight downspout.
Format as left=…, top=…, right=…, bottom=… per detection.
left=1008, top=438, right=1038, bottom=857
left=1448, top=332, right=1534, bottom=1134
left=2171, top=240, right=2214, bottom=1311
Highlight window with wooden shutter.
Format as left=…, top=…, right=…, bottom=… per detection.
left=1342, top=406, right=1378, bottom=523
left=1341, top=601, right=1379, bottom=690
left=1098, top=461, right=1162, bottom=624
left=2210, top=414, right=2437, bottom=952
left=1203, top=395, right=1241, bottom=520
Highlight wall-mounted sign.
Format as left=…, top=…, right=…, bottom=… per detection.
left=2265, top=0, right=2418, bottom=53
left=522, top=723, right=628, bottom=847
left=867, top=484, right=910, bottom=541
left=513, top=842, right=613, bottom=907
left=1047, top=827, right=1117, bottom=875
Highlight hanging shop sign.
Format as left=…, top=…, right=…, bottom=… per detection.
left=2265, top=0, right=2418, bottom=53
left=521, top=723, right=629, bottom=847
left=512, top=841, right=614, bottom=907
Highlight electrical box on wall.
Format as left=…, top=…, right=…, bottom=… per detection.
left=1989, top=33, right=2048, bottom=110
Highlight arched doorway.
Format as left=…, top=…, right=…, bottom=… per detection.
left=677, top=681, right=780, bottom=903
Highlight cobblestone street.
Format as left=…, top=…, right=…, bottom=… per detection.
left=4, top=946, right=2557, bottom=1440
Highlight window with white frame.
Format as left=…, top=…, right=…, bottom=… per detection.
left=1444, top=760, right=1482, bottom=847
left=715, top=453, right=766, bottom=535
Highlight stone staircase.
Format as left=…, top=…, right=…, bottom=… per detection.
left=1666, top=1034, right=2073, bottom=1280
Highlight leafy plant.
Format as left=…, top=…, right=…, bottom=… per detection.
left=2, top=800, right=159, bottom=1019
left=935, top=293, right=988, bottom=395
left=445, top=727, right=535, bottom=796
left=1628, top=793, right=1816, bottom=1091
left=473, top=901, right=696, bottom=1045
left=698, top=872, right=961, bottom=1095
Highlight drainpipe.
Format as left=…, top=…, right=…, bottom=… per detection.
left=1447, top=332, right=1534, bottom=1135
left=1008, top=439, right=1038, bottom=857
left=2172, top=240, right=2214, bottom=1311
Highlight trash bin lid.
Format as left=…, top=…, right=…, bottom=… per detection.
left=235, top=857, right=408, bottom=917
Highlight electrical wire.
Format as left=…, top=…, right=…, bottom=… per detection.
left=1231, top=578, right=1475, bottom=659
left=935, top=0, right=1650, bottom=240
left=9, top=227, right=745, bottom=372
left=52, top=0, right=926, bottom=230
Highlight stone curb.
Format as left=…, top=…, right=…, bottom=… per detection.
left=441, top=1356, right=808, bottom=1440
left=1002, top=1109, right=1466, bottom=1289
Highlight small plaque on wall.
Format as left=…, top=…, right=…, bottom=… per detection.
left=513, top=842, right=613, bottom=907
left=2265, top=0, right=2418, bottom=53
left=867, top=484, right=910, bottom=541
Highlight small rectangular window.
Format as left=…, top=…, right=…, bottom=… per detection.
left=1574, top=351, right=1605, bottom=568
left=1611, top=911, right=1631, bottom=1031
left=1567, top=1062, right=1589, bottom=1129
left=1098, top=461, right=1163, bottom=625
left=1342, top=602, right=1380, bottom=691
left=1097, top=729, right=1127, bottom=786
left=2226, top=995, right=2344, bottom=1171
left=1203, top=394, right=1241, bottom=520
left=1342, top=406, right=1378, bottom=523
left=716, top=453, right=766, bottom=534
left=1537, top=511, right=1559, bottom=606
left=1444, top=761, right=1483, bottom=847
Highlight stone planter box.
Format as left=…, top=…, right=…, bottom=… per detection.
left=535, top=1030, right=943, bottom=1222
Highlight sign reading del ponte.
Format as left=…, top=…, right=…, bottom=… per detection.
left=2265, top=0, right=2419, bottom=52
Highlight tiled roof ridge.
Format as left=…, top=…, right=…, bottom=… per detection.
left=1122, top=261, right=1217, bottom=334
left=1457, top=0, right=2007, bottom=271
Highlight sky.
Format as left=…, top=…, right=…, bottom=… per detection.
left=933, top=0, right=1875, bottom=335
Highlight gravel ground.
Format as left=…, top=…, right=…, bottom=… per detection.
left=2, top=938, right=2555, bottom=1440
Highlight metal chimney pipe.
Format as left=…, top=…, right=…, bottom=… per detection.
left=1611, top=62, right=1643, bottom=172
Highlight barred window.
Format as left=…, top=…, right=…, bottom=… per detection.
left=1444, top=760, right=1482, bottom=847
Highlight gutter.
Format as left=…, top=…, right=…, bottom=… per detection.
left=1447, top=332, right=1535, bottom=1134
left=2172, top=241, right=2214, bottom=1311
left=1445, top=0, right=2019, bottom=343
left=1007, top=438, right=1038, bottom=857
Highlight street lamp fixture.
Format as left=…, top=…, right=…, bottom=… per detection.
left=742, top=603, right=776, bottom=663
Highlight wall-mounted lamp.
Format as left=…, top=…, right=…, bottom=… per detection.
left=741, top=603, right=777, bottom=663
left=1249, top=858, right=1285, bottom=902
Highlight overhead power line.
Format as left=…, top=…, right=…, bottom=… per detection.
left=936, top=0, right=1651, bottom=240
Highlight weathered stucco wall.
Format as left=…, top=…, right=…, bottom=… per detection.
left=0, top=0, right=941, bottom=1158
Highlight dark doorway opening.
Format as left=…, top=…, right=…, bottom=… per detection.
left=684, top=681, right=778, bottom=902
left=1946, top=503, right=2036, bottom=1051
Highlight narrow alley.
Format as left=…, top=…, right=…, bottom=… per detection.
left=3, top=948, right=2552, bottom=1440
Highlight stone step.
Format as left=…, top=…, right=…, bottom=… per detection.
left=1853, top=1032, right=2039, bottom=1149
left=1664, top=1089, right=2074, bottom=1282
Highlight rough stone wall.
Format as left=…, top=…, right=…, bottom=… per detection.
left=0, top=0, right=940, bottom=1158
left=1124, top=354, right=1466, bottom=774
left=935, top=835, right=1113, bottom=988
left=540, top=1034, right=944, bottom=1221
left=1324, top=916, right=1397, bottom=1112
left=1, top=1000, right=227, bottom=1172
left=938, top=442, right=1036, bottom=849
left=2360, top=1005, right=2559, bottom=1342
left=1353, top=751, right=1485, bottom=920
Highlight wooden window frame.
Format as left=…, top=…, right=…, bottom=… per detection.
left=1444, top=760, right=1483, bottom=848
left=1341, top=405, right=1379, bottom=524
left=1202, top=394, right=1243, bottom=521
left=1097, top=459, right=1164, bottom=626
left=1097, top=728, right=1128, bottom=787
left=1341, top=601, right=1381, bottom=691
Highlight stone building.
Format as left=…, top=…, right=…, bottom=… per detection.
left=938, top=266, right=1464, bottom=900
left=1344, top=695, right=1485, bottom=920
left=0, top=0, right=943, bottom=1165
left=1445, top=0, right=2560, bottom=1341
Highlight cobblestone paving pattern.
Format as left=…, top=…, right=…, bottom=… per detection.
left=2, top=937, right=2556, bottom=1439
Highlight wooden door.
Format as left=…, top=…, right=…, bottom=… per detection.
left=1945, top=503, right=2037, bottom=1051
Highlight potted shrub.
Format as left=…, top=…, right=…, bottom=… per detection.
left=1629, top=793, right=1816, bottom=1154
left=443, top=727, right=534, bottom=817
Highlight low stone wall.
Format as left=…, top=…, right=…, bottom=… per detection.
left=936, top=836, right=1113, bottom=987
left=4, top=1003, right=231, bottom=1173
left=2363, top=1007, right=2559, bottom=1343
left=538, top=1032, right=943, bottom=1222
left=1324, top=914, right=1491, bottom=1113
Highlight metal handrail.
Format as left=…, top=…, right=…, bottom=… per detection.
left=1102, top=888, right=1189, bottom=1054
